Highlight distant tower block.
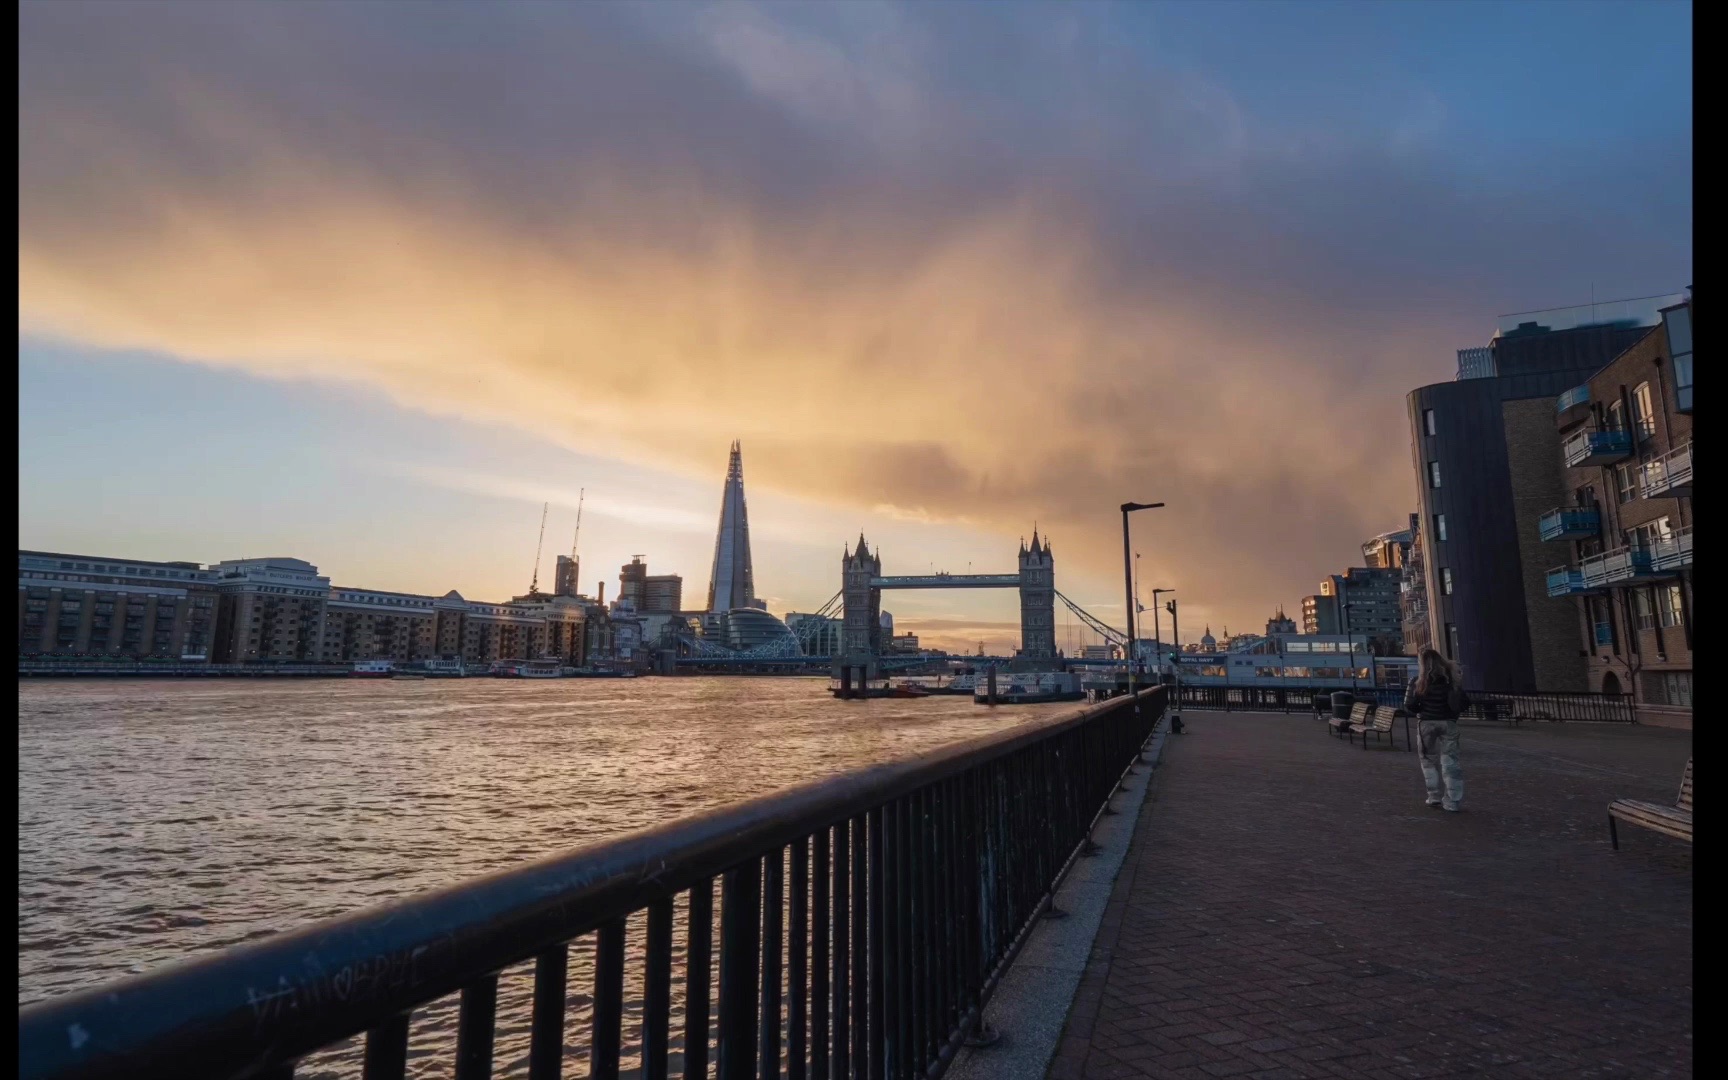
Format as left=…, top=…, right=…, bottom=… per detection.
left=1018, top=532, right=1057, bottom=660
left=707, top=441, right=756, bottom=612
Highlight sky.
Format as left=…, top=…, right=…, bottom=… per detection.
left=17, top=0, right=1692, bottom=653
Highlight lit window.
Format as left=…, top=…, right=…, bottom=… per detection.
left=1634, top=588, right=1655, bottom=631
left=1428, top=461, right=1442, bottom=488
left=1445, top=623, right=1459, bottom=660
left=1440, top=568, right=1454, bottom=595
left=1657, top=584, right=1684, bottom=629
left=1423, top=409, right=1437, bottom=436
left=1433, top=514, right=1448, bottom=542
left=1606, top=400, right=1625, bottom=432
left=1631, top=382, right=1656, bottom=438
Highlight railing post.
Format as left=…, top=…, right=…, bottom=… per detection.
left=719, top=861, right=763, bottom=1080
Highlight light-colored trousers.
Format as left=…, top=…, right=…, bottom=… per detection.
left=1417, top=719, right=1463, bottom=809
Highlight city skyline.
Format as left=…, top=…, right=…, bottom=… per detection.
left=18, top=1, right=1691, bottom=650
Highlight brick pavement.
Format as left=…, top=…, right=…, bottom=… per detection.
left=1049, top=713, right=1692, bottom=1080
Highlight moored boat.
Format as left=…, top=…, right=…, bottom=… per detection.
left=351, top=660, right=394, bottom=678
left=973, top=670, right=1084, bottom=704
left=422, top=658, right=469, bottom=678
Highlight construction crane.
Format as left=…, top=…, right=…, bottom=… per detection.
left=528, top=501, right=549, bottom=596
left=570, top=489, right=585, bottom=563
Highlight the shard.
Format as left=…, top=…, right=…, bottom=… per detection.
left=706, top=440, right=756, bottom=611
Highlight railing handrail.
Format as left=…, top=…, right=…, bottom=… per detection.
left=19, top=688, right=1165, bottom=1080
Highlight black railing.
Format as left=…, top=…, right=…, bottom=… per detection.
left=20, top=687, right=1166, bottom=1080
left=1173, top=685, right=1636, bottom=723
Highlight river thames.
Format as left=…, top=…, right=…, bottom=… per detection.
left=19, top=676, right=1071, bottom=1074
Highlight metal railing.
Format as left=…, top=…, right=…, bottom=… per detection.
left=1173, top=685, right=1636, bottom=724
left=1555, top=384, right=1590, bottom=413
left=1561, top=427, right=1634, bottom=468
left=19, top=687, right=1167, bottom=1080
left=1638, top=441, right=1693, bottom=498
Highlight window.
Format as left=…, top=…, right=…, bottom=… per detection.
left=1642, top=670, right=1693, bottom=708
left=1634, top=588, right=1655, bottom=631
left=1657, top=584, right=1684, bottom=629
left=1614, top=462, right=1637, bottom=504
left=1445, top=623, right=1459, bottom=660
left=1441, top=568, right=1454, bottom=595
left=1606, top=400, right=1625, bottom=432
left=1423, top=409, right=1436, bottom=436
left=1433, top=514, right=1448, bottom=542
left=1663, top=304, right=1692, bottom=412
left=1631, top=382, right=1656, bottom=438
left=1427, top=460, right=1442, bottom=488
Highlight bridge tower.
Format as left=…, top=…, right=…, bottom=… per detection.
left=1018, top=532, right=1057, bottom=660
left=836, top=534, right=882, bottom=688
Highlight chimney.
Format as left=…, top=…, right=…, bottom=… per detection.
left=599, top=582, right=606, bottom=604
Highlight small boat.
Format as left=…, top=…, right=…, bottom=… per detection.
left=351, top=660, right=394, bottom=678
left=564, top=667, right=635, bottom=678
left=392, top=673, right=427, bottom=681
left=422, top=658, right=469, bottom=678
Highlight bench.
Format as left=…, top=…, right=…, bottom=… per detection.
left=1328, top=701, right=1371, bottom=738
left=1609, top=758, right=1692, bottom=850
left=1348, top=705, right=1412, bottom=751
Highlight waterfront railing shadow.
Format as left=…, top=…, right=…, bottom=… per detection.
left=19, top=687, right=1166, bottom=1080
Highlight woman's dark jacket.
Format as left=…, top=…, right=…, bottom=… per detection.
left=1404, top=675, right=1470, bottom=722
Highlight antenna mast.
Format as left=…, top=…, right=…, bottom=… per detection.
left=529, top=501, right=549, bottom=595
left=570, top=489, right=585, bottom=562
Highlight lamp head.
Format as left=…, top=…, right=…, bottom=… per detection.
left=1121, top=501, right=1165, bottom=513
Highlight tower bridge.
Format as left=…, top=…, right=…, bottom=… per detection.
left=835, top=532, right=1057, bottom=684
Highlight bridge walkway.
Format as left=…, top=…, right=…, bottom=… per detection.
left=1050, top=712, right=1691, bottom=1079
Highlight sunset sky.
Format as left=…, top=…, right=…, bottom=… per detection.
left=18, top=1, right=1691, bottom=653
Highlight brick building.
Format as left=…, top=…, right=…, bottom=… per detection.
left=17, top=551, right=220, bottom=660
left=1545, top=295, right=1692, bottom=726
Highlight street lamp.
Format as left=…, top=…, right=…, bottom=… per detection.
left=1121, top=502, right=1165, bottom=697
left=1152, top=588, right=1175, bottom=679
left=1165, top=597, right=1182, bottom=719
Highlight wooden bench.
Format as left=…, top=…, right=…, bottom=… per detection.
left=1348, top=705, right=1412, bottom=751
left=1609, top=758, right=1692, bottom=850
left=1328, top=701, right=1371, bottom=738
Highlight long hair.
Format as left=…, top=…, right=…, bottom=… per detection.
left=1413, top=648, right=1457, bottom=696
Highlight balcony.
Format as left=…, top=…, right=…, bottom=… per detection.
left=1545, top=567, right=1597, bottom=597
left=1562, top=427, right=1634, bottom=467
left=1579, top=546, right=1667, bottom=588
left=1555, top=384, right=1590, bottom=414
left=1537, top=506, right=1601, bottom=542
left=1649, top=526, right=1693, bottom=572
left=1638, top=441, right=1692, bottom=498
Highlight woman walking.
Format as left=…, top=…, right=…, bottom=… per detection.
left=1404, top=649, right=1469, bottom=811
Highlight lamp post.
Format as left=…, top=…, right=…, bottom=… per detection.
left=1343, top=593, right=1359, bottom=694
left=1120, top=502, right=1165, bottom=698
left=1166, top=597, right=1181, bottom=718
left=1152, top=588, right=1175, bottom=680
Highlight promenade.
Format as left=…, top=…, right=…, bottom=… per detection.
left=1050, top=712, right=1692, bottom=1080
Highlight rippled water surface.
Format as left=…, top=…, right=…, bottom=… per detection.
left=19, top=677, right=1069, bottom=1027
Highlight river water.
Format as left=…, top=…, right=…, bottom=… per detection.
left=18, top=676, right=1071, bottom=1074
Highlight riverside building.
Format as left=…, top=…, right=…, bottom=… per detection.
left=17, top=551, right=220, bottom=661
left=1406, top=294, right=1681, bottom=691
left=1545, top=293, right=1692, bottom=726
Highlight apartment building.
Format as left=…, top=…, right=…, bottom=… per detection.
left=210, top=557, right=331, bottom=663
left=322, top=587, right=438, bottom=663
left=17, top=551, right=220, bottom=660
left=1543, top=295, right=1692, bottom=726
left=1407, top=295, right=1675, bottom=690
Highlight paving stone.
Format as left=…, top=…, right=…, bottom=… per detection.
left=1049, top=712, right=1691, bottom=1079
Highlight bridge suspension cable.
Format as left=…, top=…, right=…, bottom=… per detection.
left=1054, top=590, right=1129, bottom=649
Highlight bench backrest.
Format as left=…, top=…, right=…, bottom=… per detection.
left=1678, top=758, right=1692, bottom=812
left=1371, top=706, right=1397, bottom=730
left=1350, top=702, right=1371, bottom=723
